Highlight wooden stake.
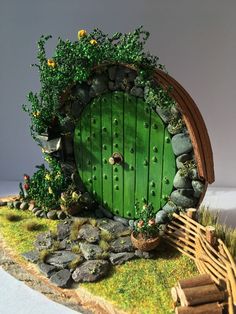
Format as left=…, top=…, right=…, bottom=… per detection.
left=186, top=208, right=197, bottom=220
left=175, top=302, right=223, bottom=314
left=205, top=226, right=216, bottom=245
left=171, top=286, right=180, bottom=306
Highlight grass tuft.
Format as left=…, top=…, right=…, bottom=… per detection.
left=99, top=240, right=110, bottom=252
left=5, top=213, right=22, bottom=222
left=100, top=229, right=114, bottom=242
left=68, top=255, right=84, bottom=270
left=70, top=218, right=87, bottom=241
left=24, top=220, right=43, bottom=231
left=88, top=218, right=97, bottom=227
left=71, top=244, right=81, bottom=254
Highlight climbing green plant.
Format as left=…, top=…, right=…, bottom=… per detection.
left=23, top=26, right=176, bottom=138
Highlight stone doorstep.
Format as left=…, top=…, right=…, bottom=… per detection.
left=0, top=234, right=125, bottom=314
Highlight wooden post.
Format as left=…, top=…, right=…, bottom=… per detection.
left=175, top=302, right=223, bottom=314
left=179, top=284, right=225, bottom=306
left=186, top=208, right=197, bottom=220
left=171, top=286, right=180, bottom=306
left=205, top=226, right=216, bottom=246
left=177, top=274, right=213, bottom=290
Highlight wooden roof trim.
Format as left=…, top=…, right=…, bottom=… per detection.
left=154, top=70, right=215, bottom=184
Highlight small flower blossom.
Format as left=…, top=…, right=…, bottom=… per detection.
left=90, top=39, right=97, bottom=45
left=148, top=219, right=156, bottom=226
left=47, top=59, right=56, bottom=68
left=45, top=173, right=51, bottom=181
left=32, top=111, right=40, bottom=117
left=78, top=29, right=87, bottom=38
left=48, top=187, right=53, bottom=194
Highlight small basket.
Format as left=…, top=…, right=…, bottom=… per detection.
left=131, top=232, right=160, bottom=251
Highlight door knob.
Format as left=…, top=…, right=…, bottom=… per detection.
left=109, top=152, right=123, bottom=165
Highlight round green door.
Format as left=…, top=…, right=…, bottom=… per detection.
left=74, top=91, right=176, bottom=218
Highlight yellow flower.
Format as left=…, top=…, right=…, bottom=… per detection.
left=78, top=29, right=87, bottom=38
left=72, top=191, right=79, bottom=200
left=45, top=173, right=51, bottom=181
left=32, top=111, right=40, bottom=117
left=48, top=187, right=53, bottom=194
left=90, top=39, right=97, bottom=45
left=47, top=59, right=56, bottom=68
left=41, top=148, right=45, bottom=153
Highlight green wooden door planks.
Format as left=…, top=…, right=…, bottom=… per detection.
left=74, top=91, right=176, bottom=218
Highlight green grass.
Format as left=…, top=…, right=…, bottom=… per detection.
left=0, top=206, right=58, bottom=254
left=81, top=242, right=198, bottom=314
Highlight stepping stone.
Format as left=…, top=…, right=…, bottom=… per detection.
left=110, top=236, right=134, bottom=253
left=97, top=219, right=130, bottom=237
left=57, top=221, right=71, bottom=240
left=79, top=243, right=103, bottom=260
left=35, top=232, right=54, bottom=250
left=77, top=224, right=100, bottom=243
left=45, top=251, right=78, bottom=268
left=38, top=262, right=57, bottom=278
left=72, top=260, right=109, bottom=283
left=22, top=250, right=39, bottom=263
left=109, top=252, right=135, bottom=265
left=50, top=269, right=72, bottom=288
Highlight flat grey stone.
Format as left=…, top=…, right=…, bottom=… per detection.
left=170, top=189, right=198, bottom=208
left=189, top=168, right=199, bottom=180
left=38, top=262, right=57, bottom=278
left=79, top=243, right=103, bottom=260
left=110, top=236, right=134, bottom=253
left=35, top=209, right=44, bottom=217
left=171, top=133, right=193, bottom=156
left=20, top=202, right=29, bottom=210
left=113, top=216, right=129, bottom=226
left=155, top=210, right=168, bottom=224
left=13, top=201, right=21, bottom=209
left=32, top=207, right=40, bottom=213
left=57, top=211, right=67, bottom=220
left=22, top=250, right=39, bottom=263
left=192, top=180, right=205, bottom=198
left=176, top=154, right=192, bottom=169
left=135, top=250, right=155, bottom=259
left=47, top=210, right=58, bottom=220
left=109, top=252, right=135, bottom=265
left=77, top=224, right=100, bottom=243
left=72, top=260, right=109, bottom=283
left=173, top=170, right=192, bottom=189
left=50, top=269, right=72, bottom=288
left=35, top=232, right=54, bottom=251
left=162, top=202, right=178, bottom=214
left=45, top=251, right=78, bottom=268
left=155, top=106, right=172, bottom=123
left=90, top=74, right=108, bottom=96
left=97, top=218, right=130, bottom=237
left=57, top=221, right=71, bottom=240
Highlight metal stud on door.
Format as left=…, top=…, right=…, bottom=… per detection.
left=74, top=91, right=176, bottom=218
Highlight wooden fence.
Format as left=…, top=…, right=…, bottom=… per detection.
left=163, top=209, right=236, bottom=314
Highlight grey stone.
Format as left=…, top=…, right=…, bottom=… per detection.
left=38, top=262, right=57, bottom=278
left=108, top=66, right=117, bottom=80
left=98, top=206, right=113, bottom=219
left=113, top=216, right=129, bottom=226
left=116, top=66, right=136, bottom=83
left=162, top=202, right=178, bottom=214
left=90, top=74, right=108, bottom=96
left=79, top=243, right=103, bottom=260
left=77, top=224, right=100, bottom=243
left=134, top=250, right=155, bottom=259
left=22, top=250, right=39, bottom=263
left=156, top=106, right=172, bottom=123
left=110, top=236, right=134, bottom=253
left=108, top=81, right=116, bottom=91
left=35, top=209, right=44, bottom=217
left=0, top=201, right=7, bottom=206
left=35, top=232, right=54, bottom=251
left=50, top=269, right=72, bottom=288
left=97, top=218, right=130, bottom=237
left=189, top=168, right=199, bottom=180
left=47, top=210, right=58, bottom=220
left=128, top=220, right=135, bottom=228
left=13, top=201, right=21, bottom=209
left=158, top=224, right=167, bottom=236
left=171, top=133, right=193, bottom=156
left=57, top=211, right=67, bottom=220
left=170, top=189, right=198, bottom=208
left=72, top=260, right=109, bottom=283
left=59, top=239, right=73, bottom=250
left=46, top=251, right=78, bottom=268
left=155, top=210, right=168, bottom=224
left=7, top=202, right=14, bottom=209
left=73, top=83, right=90, bottom=104
left=173, top=170, right=192, bottom=189
left=109, top=252, right=135, bottom=265
left=32, top=207, right=40, bottom=213
left=192, top=180, right=205, bottom=198
left=176, top=154, right=192, bottom=169
left=57, top=221, right=71, bottom=240
left=130, top=86, right=144, bottom=98
left=95, top=208, right=104, bottom=218
left=170, top=105, right=180, bottom=119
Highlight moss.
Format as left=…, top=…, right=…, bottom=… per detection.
left=81, top=242, right=198, bottom=314
left=68, top=255, right=84, bottom=270
left=100, top=229, right=114, bottom=242
left=39, top=249, right=54, bottom=263
left=98, top=240, right=110, bottom=252
left=71, top=244, right=81, bottom=254
left=88, top=218, right=97, bottom=227
left=0, top=207, right=58, bottom=254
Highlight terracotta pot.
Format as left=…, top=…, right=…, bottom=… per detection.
left=60, top=203, right=80, bottom=216
left=131, top=231, right=160, bottom=251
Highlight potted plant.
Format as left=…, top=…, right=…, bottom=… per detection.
left=131, top=203, right=160, bottom=251
left=60, top=184, right=81, bottom=216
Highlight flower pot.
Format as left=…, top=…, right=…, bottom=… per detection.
left=60, top=203, right=80, bottom=216
left=131, top=231, right=160, bottom=251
